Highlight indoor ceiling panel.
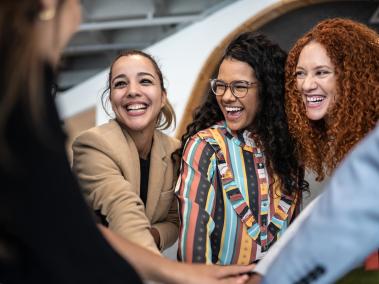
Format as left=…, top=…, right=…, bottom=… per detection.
left=164, top=0, right=222, bottom=15
left=112, top=26, right=171, bottom=43
left=84, top=0, right=155, bottom=21
left=59, top=0, right=236, bottom=90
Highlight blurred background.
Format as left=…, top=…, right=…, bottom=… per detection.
left=59, top=0, right=236, bottom=91
left=59, top=0, right=379, bottom=92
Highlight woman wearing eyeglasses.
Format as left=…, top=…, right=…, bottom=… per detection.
left=174, top=32, right=307, bottom=265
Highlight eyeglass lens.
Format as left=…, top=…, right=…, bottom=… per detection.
left=211, top=80, right=251, bottom=98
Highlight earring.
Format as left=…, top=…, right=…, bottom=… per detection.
left=39, top=8, right=56, bottom=21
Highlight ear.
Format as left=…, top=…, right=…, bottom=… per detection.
left=40, top=0, right=57, bottom=11
left=161, top=90, right=167, bottom=108
left=38, top=0, right=58, bottom=21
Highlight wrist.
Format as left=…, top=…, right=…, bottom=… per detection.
left=149, top=257, right=182, bottom=284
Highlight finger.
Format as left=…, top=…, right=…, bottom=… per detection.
left=217, top=264, right=256, bottom=278
left=245, top=273, right=262, bottom=284
left=246, top=264, right=256, bottom=271
left=219, top=275, right=250, bottom=284
left=236, top=274, right=250, bottom=284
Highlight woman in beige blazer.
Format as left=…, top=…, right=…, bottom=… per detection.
left=72, top=50, right=179, bottom=254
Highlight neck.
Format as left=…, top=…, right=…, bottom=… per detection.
left=128, top=128, right=154, bottom=160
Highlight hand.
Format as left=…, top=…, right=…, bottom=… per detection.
left=99, top=225, right=254, bottom=284
left=172, top=263, right=256, bottom=284
left=245, top=273, right=262, bottom=284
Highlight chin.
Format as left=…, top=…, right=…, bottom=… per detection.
left=128, top=124, right=149, bottom=132
left=306, top=111, right=327, bottom=121
left=225, top=121, right=245, bottom=132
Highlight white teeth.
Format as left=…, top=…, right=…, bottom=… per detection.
left=307, top=96, right=325, bottom=102
left=126, top=104, right=147, bottom=111
left=225, top=106, right=243, bottom=112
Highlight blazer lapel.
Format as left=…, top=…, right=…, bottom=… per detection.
left=145, top=131, right=167, bottom=220
left=118, top=121, right=141, bottom=195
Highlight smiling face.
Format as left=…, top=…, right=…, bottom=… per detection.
left=110, top=54, right=166, bottom=134
left=216, top=58, right=259, bottom=132
left=295, top=41, right=338, bottom=121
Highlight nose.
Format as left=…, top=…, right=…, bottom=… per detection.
left=221, top=86, right=237, bottom=102
left=127, top=82, right=141, bottom=98
left=301, top=74, right=317, bottom=92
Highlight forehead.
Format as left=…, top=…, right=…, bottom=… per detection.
left=111, top=54, right=156, bottom=76
left=297, top=41, right=334, bottom=67
left=218, top=58, right=256, bottom=79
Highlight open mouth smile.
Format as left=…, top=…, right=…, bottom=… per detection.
left=224, top=106, right=244, bottom=119
left=124, top=103, right=149, bottom=115
left=305, top=95, right=326, bottom=107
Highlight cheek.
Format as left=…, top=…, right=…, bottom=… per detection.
left=109, top=93, right=121, bottom=109
left=327, top=80, right=338, bottom=97
left=215, top=96, right=223, bottom=109
left=296, top=79, right=303, bottom=92
left=109, top=100, right=117, bottom=113
left=247, top=91, right=259, bottom=108
left=71, top=0, right=82, bottom=25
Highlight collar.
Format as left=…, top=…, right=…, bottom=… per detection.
left=216, top=121, right=258, bottom=154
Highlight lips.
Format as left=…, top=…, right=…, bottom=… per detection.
left=225, top=106, right=243, bottom=112
left=224, top=105, right=244, bottom=120
left=123, top=102, right=149, bottom=116
left=304, top=95, right=326, bottom=107
left=125, top=103, right=147, bottom=111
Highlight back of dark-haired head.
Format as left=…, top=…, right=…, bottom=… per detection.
left=101, top=49, right=176, bottom=130
left=0, top=0, right=65, bottom=169
left=174, top=31, right=308, bottom=195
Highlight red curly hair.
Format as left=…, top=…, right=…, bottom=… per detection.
left=285, top=18, right=379, bottom=181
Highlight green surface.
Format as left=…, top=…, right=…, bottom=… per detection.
left=336, top=268, right=379, bottom=284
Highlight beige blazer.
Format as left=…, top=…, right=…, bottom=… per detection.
left=72, top=120, right=180, bottom=254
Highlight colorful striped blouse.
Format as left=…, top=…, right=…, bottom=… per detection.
left=175, top=122, right=301, bottom=264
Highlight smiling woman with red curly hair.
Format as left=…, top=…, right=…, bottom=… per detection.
left=285, top=18, right=379, bottom=181
left=246, top=18, right=379, bottom=284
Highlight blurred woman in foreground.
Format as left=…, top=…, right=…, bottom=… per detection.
left=0, top=0, right=253, bottom=283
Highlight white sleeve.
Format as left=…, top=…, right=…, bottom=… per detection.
left=253, top=195, right=320, bottom=275
left=262, top=125, right=379, bottom=284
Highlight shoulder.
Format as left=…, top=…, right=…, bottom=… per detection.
left=77, top=120, right=120, bottom=138
left=155, top=130, right=180, bottom=153
left=73, top=120, right=125, bottom=150
left=180, top=123, right=226, bottom=155
left=192, top=121, right=227, bottom=143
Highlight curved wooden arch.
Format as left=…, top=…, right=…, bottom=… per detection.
left=175, top=0, right=333, bottom=138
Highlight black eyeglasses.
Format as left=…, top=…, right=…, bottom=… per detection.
left=209, top=79, right=257, bottom=98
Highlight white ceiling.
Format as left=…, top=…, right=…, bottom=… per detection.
left=59, top=0, right=236, bottom=90
left=59, top=0, right=379, bottom=92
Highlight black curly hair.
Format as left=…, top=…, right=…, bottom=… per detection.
left=174, top=31, right=308, bottom=195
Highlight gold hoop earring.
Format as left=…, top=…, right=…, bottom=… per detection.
left=39, top=8, right=56, bottom=21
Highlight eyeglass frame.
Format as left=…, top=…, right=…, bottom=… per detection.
left=209, top=79, right=258, bottom=98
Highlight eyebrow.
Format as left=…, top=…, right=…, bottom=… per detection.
left=111, top=74, right=126, bottom=84
left=111, top=72, right=155, bottom=84
left=296, top=65, right=333, bottom=70
left=137, top=72, right=155, bottom=79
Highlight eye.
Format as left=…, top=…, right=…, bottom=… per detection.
left=315, top=70, right=331, bottom=77
left=215, top=80, right=226, bottom=88
left=210, top=79, right=227, bottom=95
left=295, top=70, right=306, bottom=78
left=114, top=81, right=127, bottom=88
left=233, top=81, right=249, bottom=92
left=140, top=78, right=153, bottom=85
